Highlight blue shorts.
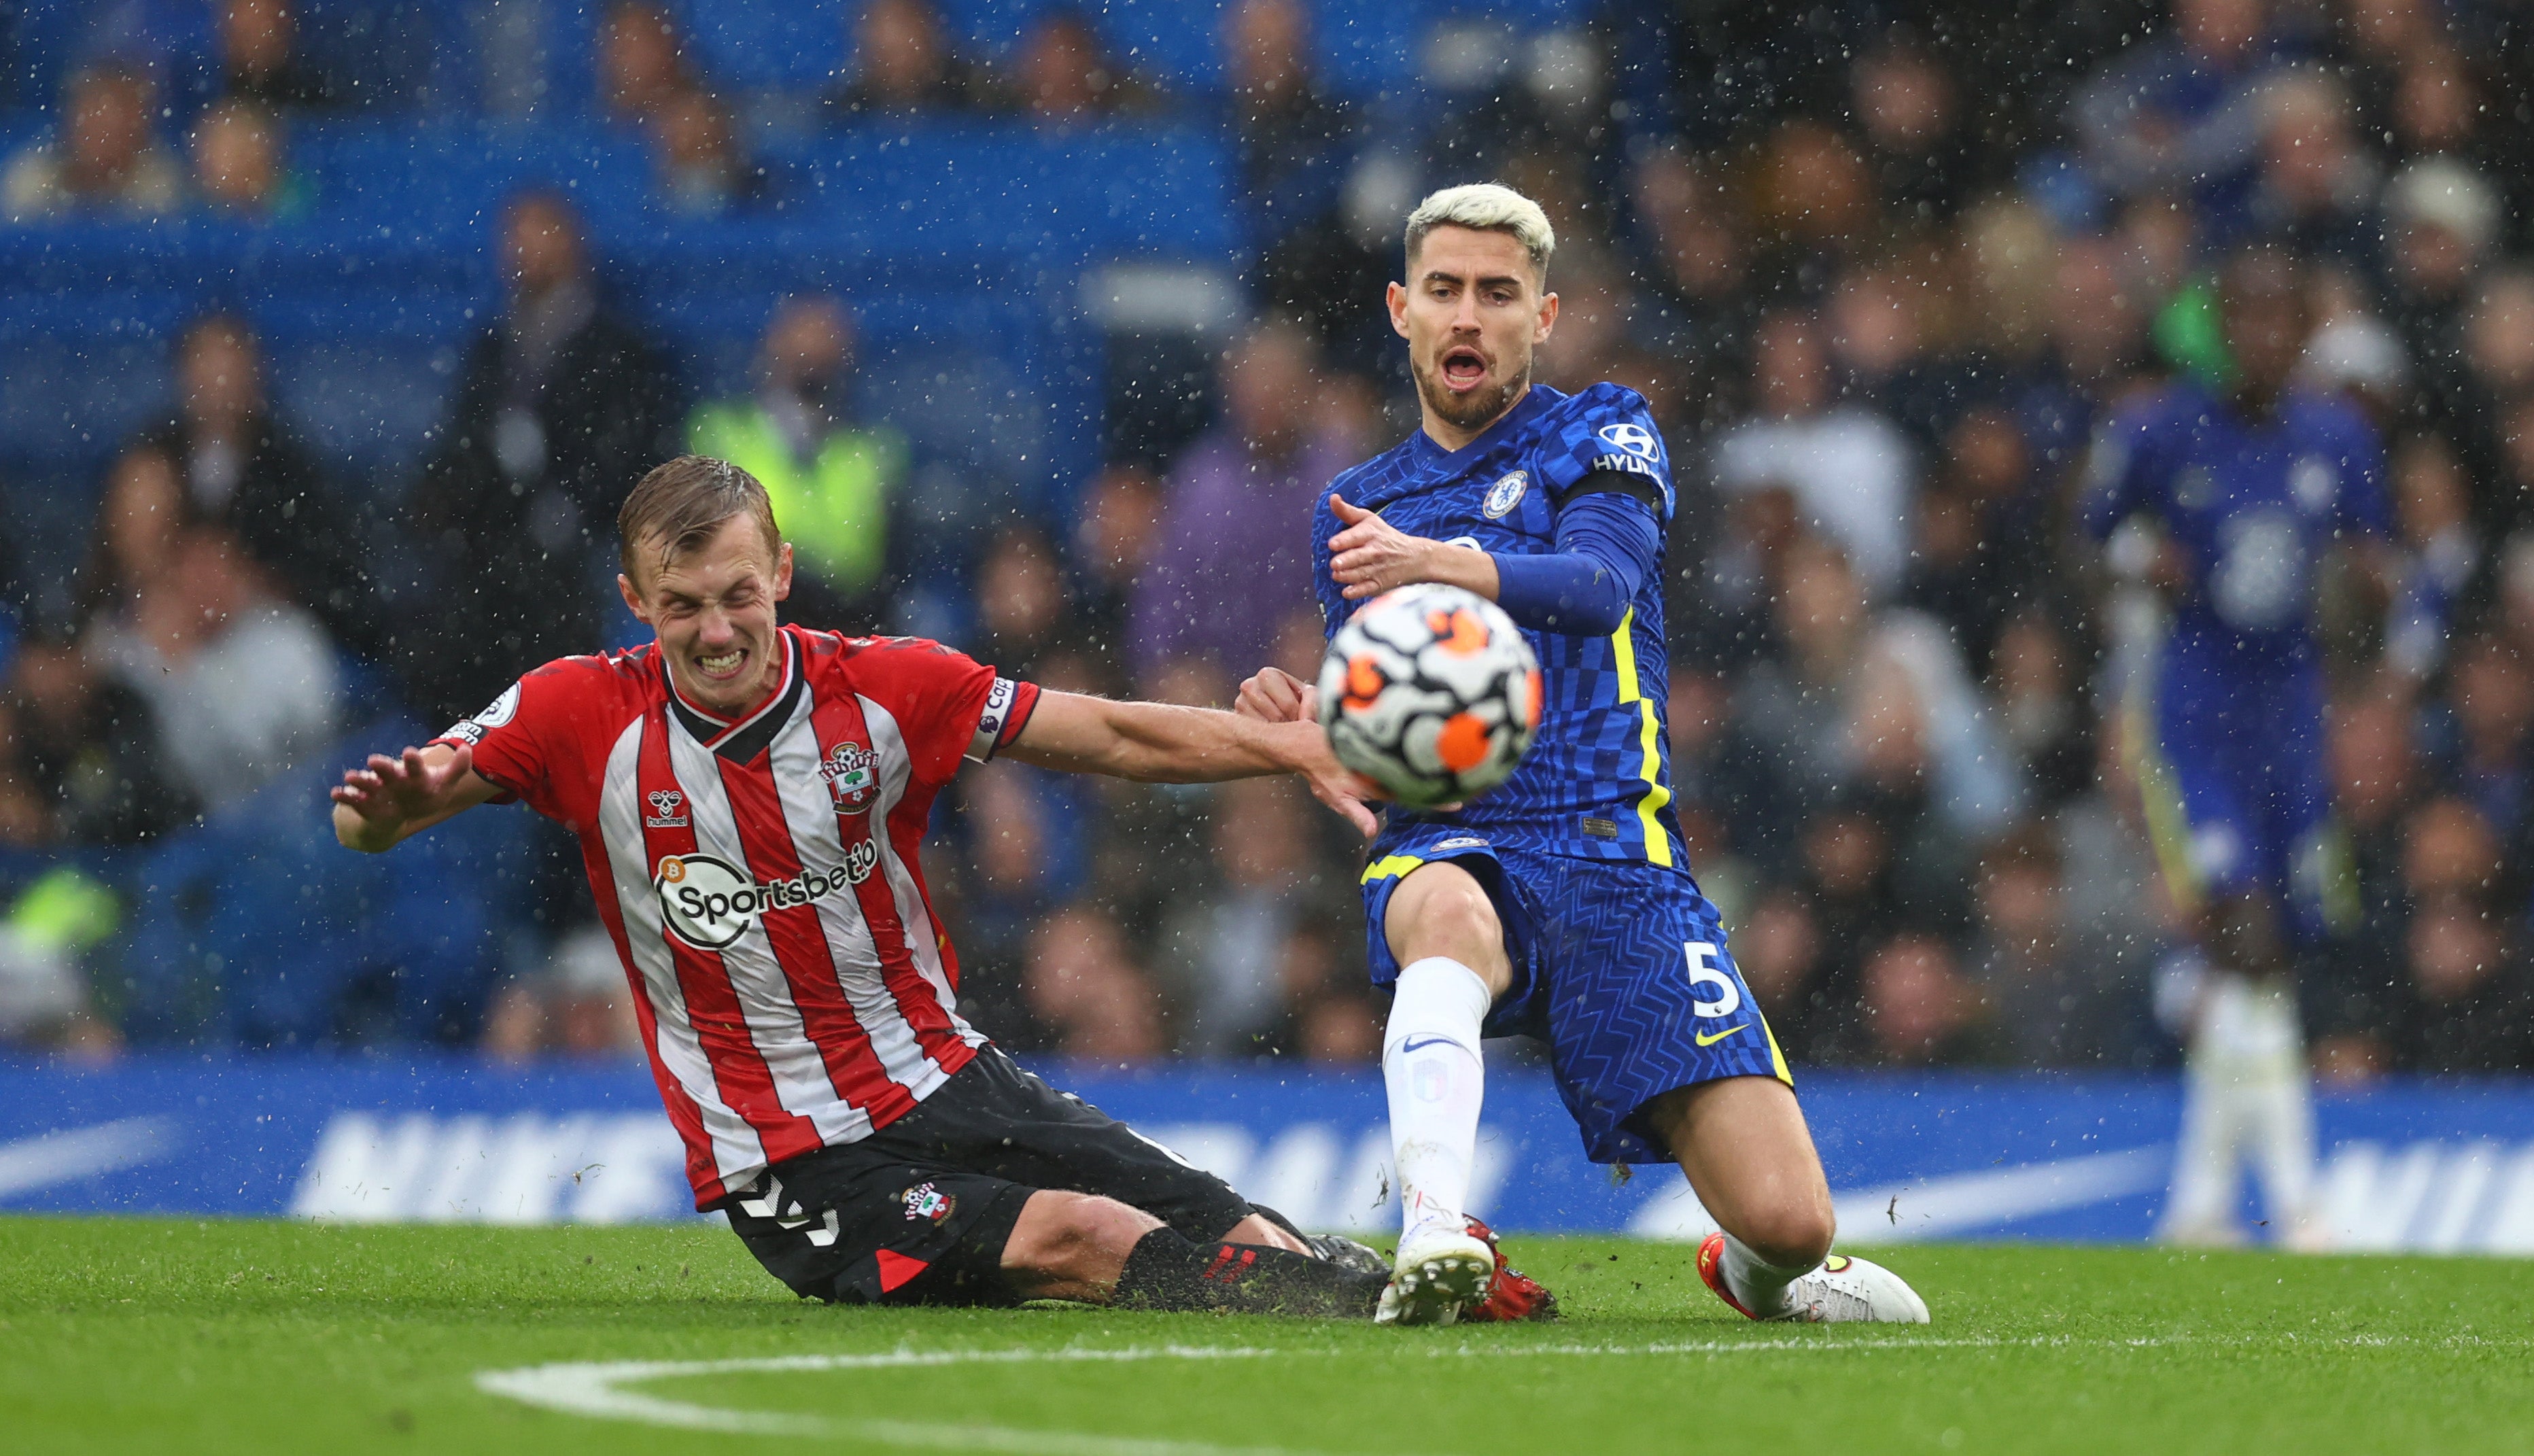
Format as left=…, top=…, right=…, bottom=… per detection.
left=2125, top=639, right=2353, bottom=946
left=1360, top=829, right=1790, bottom=1166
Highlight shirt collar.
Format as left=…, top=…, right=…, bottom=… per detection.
left=1409, top=383, right=1563, bottom=472
left=664, top=627, right=800, bottom=755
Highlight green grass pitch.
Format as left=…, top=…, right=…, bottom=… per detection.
left=3, top=1216, right=2529, bottom=1455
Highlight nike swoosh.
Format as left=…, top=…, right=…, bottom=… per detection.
left=1399, top=1035, right=1465, bottom=1054
left=1695, top=1024, right=1748, bottom=1047
left=0, top=1116, right=180, bottom=1201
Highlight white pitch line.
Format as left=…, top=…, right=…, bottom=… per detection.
left=478, top=1330, right=2520, bottom=1453
left=472, top=1336, right=2172, bottom=1454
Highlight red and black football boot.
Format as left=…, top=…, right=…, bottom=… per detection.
left=1457, top=1216, right=1561, bottom=1323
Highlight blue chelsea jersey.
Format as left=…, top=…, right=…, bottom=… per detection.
left=1312, top=382, right=1685, bottom=866
left=2082, top=381, right=2389, bottom=665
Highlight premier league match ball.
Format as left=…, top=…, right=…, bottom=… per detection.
left=1318, top=583, right=1542, bottom=808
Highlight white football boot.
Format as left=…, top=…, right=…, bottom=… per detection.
left=1376, top=1224, right=1495, bottom=1326
left=1698, top=1233, right=1930, bottom=1323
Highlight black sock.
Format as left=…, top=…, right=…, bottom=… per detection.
left=1113, top=1228, right=1384, bottom=1318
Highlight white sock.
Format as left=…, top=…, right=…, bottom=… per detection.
left=1383, top=956, right=1491, bottom=1246
left=1720, top=1234, right=1820, bottom=1317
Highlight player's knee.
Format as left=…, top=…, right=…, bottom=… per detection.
left=1387, top=865, right=1502, bottom=969
left=1001, top=1190, right=1162, bottom=1287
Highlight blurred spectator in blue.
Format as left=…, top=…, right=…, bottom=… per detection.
left=137, top=313, right=382, bottom=660
left=1857, top=931, right=2005, bottom=1067
left=596, top=1, right=693, bottom=128
left=1967, top=820, right=2146, bottom=1068
left=1844, top=614, right=2018, bottom=880
left=92, top=525, right=341, bottom=814
left=1716, top=534, right=1864, bottom=869
left=2381, top=432, right=2477, bottom=681
left=402, top=190, right=685, bottom=723
left=1020, top=904, right=1164, bottom=1061
left=1222, top=0, right=1351, bottom=254
left=689, top=296, right=904, bottom=631
left=1069, top=463, right=1164, bottom=694
left=1015, top=6, right=1163, bottom=127
left=1897, top=404, right=2049, bottom=673
left=1988, top=610, right=2097, bottom=814
left=70, top=443, right=338, bottom=814
left=3, top=65, right=182, bottom=222
left=2013, top=234, right=2157, bottom=469
left=1244, top=920, right=1380, bottom=1063
left=969, top=523, right=1081, bottom=686
left=2244, top=73, right=2380, bottom=277
left=215, top=0, right=338, bottom=114
left=1711, top=309, right=1915, bottom=595
left=1850, top=28, right=1975, bottom=226
left=2314, top=684, right=2418, bottom=1069
left=646, top=88, right=772, bottom=217
left=1629, top=147, right=1756, bottom=430
left=1745, top=119, right=1879, bottom=292
left=823, top=0, right=1005, bottom=123
left=187, top=99, right=304, bottom=220
left=1153, top=778, right=1319, bottom=1056
left=9, top=604, right=193, bottom=846
left=2068, top=0, right=2295, bottom=228
left=2371, top=795, right=2534, bottom=1073
left=2466, top=269, right=2534, bottom=421
left=2437, top=634, right=2533, bottom=853
left=479, top=923, right=640, bottom=1060
left=943, top=756, right=1094, bottom=1033
left=2384, top=158, right=2501, bottom=443
left=1128, top=319, right=1347, bottom=691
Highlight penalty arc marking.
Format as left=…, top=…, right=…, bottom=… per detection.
left=470, top=1336, right=2305, bottom=1455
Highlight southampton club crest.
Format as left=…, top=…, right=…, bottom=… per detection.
left=822, top=741, right=878, bottom=814
left=901, top=1181, right=956, bottom=1224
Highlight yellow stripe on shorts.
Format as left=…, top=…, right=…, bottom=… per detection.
left=1608, top=608, right=1675, bottom=867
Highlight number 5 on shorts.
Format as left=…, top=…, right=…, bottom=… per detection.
left=1686, top=941, right=1740, bottom=1019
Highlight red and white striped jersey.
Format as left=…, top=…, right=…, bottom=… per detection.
left=435, top=625, right=1041, bottom=1207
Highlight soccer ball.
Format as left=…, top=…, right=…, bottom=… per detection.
left=1317, top=583, right=1541, bottom=808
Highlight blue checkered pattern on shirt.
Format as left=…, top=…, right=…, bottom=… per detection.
left=1312, top=382, right=1686, bottom=866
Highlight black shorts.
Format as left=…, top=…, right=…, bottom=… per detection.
left=719, top=1045, right=1255, bottom=1306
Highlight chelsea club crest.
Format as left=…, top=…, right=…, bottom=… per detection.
left=1482, top=470, right=1529, bottom=519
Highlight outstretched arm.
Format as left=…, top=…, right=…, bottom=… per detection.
left=999, top=690, right=1381, bottom=838
left=330, top=743, right=505, bottom=852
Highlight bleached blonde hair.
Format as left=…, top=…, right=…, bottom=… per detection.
left=1404, top=182, right=1555, bottom=282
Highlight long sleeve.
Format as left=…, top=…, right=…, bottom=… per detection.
left=1489, top=486, right=1661, bottom=636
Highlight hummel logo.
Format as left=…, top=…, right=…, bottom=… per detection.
left=1695, top=1024, right=1748, bottom=1047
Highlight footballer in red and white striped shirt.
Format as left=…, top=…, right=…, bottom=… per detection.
left=328, top=455, right=1448, bottom=1318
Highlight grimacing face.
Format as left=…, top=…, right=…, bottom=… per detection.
left=1387, top=224, right=1558, bottom=440
left=618, top=513, right=795, bottom=717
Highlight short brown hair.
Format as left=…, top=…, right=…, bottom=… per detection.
left=617, top=454, right=782, bottom=588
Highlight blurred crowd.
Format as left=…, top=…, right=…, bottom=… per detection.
left=0, top=0, right=2530, bottom=1081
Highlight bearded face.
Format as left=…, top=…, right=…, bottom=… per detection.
left=1389, top=224, right=1557, bottom=445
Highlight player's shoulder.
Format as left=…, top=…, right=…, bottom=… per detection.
left=1549, top=380, right=1658, bottom=429
left=1540, top=381, right=1669, bottom=468
left=521, top=645, right=657, bottom=704
left=443, top=646, right=653, bottom=747
left=799, top=626, right=981, bottom=685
